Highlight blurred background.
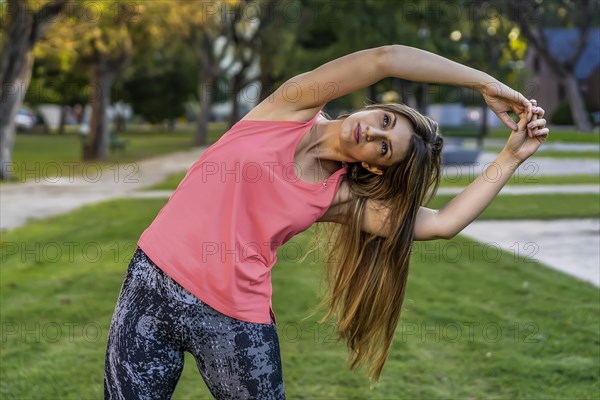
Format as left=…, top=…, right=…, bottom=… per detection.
left=1, top=0, right=598, bottom=176
left=1, top=1, right=599, bottom=398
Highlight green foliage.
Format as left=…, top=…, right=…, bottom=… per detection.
left=26, top=59, right=90, bottom=107
left=117, top=44, right=196, bottom=124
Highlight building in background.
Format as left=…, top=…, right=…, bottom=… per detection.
left=524, top=28, right=600, bottom=123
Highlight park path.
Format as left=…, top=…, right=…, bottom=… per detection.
left=0, top=146, right=207, bottom=231
left=1, top=148, right=598, bottom=287
left=460, top=219, right=599, bottom=287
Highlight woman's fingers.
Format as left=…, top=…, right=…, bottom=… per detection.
left=515, top=92, right=532, bottom=119
left=525, top=100, right=549, bottom=142
left=527, top=118, right=546, bottom=129
left=535, top=128, right=550, bottom=136
left=526, top=98, right=536, bottom=121
left=533, top=106, right=545, bottom=118
left=536, top=129, right=549, bottom=142
left=499, top=111, right=519, bottom=131
left=527, top=118, right=546, bottom=138
left=526, top=101, right=538, bottom=137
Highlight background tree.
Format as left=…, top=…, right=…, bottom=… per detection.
left=26, top=38, right=89, bottom=134
left=449, top=1, right=525, bottom=143
left=162, top=0, right=239, bottom=146
left=226, top=0, right=260, bottom=128
left=0, top=0, right=67, bottom=180
left=77, top=1, right=138, bottom=161
left=255, top=0, right=304, bottom=103
left=506, top=0, right=597, bottom=132
left=122, top=47, right=196, bottom=130
left=117, top=32, right=197, bottom=130
left=41, top=0, right=143, bottom=160
left=267, top=0, right=400, bottom=113
left=282, top=0, right=478, bottom=114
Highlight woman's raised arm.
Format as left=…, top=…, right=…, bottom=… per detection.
left=264, top=45, right=531, bottom=129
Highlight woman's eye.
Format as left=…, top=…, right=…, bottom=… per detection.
left=383, top=114, right=390, bottom=127
left=381, top=140, right=388, bottom=155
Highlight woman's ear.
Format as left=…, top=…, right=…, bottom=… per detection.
left=361, top=162, right=384, bottom=175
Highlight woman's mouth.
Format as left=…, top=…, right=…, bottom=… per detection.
left=354, top=124, right=360, bottom=144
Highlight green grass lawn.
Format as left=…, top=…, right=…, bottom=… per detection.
left=1, top=196, right=598, bottom=398
left=142, top=171, right=188, bottom=190
left=483, top=147, right=599, bottom=159
left=440, top=174, right=599, bottom=188
left=527, top=150, right=599, bottom=159
left=429, top=193, right=600, bottom=220
left=442, top=126, right=600, bottom=144
left=1, top=123, right=229, bottom=184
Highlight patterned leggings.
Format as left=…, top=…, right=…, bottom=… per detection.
left=104, top=247, right=286, bottom=399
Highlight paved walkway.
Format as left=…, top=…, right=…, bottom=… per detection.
left=484, top=138, right=599, bottom=152
left=0, top=147, right=206, bottom=231
left=460, top=219, right=599, bottom=287
left=1, top=148, right=598, bottom=287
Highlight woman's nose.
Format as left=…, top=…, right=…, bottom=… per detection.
left=366, top=127, right=385, bottom=141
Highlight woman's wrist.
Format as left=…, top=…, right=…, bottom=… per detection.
left=498, top=147, right=524, bottom=170
left=473, top=74, right=500, bottom=94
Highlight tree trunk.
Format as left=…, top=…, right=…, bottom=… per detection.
left=115, top=113, right=126, bottom=133
left=416, top=83, right=429, bottom=114
left=259, top=73, right=276, bottom=103
left=369, top=84, right=378, bottom=103
left=0, top=52, right=34, bottom=180
left=58, top=105, right=68, bottom=134
left=0, top=0, right=66, bottom=180
left=228, top=75, right=243, bottom=129
left=83, top=66, right=115, bottom=161
left=229, top=93, right=240, bottom=129
left=167, top=118, right=176, bottom=132
left=1, top=1, right=37, bottom=180
left=399, top=79, right=416, bottom=108
left=195, top=75, right=214, bottom=146
left=564, top=73, right=593, bottom=132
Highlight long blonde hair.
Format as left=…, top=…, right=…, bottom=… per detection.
left=314, top=103, right=443, bottom=383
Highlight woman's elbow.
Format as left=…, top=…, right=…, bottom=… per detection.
left=439, top=226, right=459, bottom=240
left=377, top=45, right=396, bottom=76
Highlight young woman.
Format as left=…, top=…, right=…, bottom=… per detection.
left=104, top=45, right=548, bottom=399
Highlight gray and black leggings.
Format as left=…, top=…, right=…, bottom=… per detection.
left=104, top=247, right=286, bottom=399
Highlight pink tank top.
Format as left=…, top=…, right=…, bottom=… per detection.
left=137, top=110, right=347, bottom=324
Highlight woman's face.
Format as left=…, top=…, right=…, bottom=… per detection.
left=340, top=109, right=414, bottom=174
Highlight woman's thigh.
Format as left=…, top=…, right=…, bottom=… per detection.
left=184, top=304, right=286, bottom=400
left=104, top=249, right=186, bottom=400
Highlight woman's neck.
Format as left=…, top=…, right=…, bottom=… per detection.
left=310, top=119, right=346, bottom=167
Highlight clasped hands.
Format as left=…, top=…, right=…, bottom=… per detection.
left=478, top=80, right=550, bottom=164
